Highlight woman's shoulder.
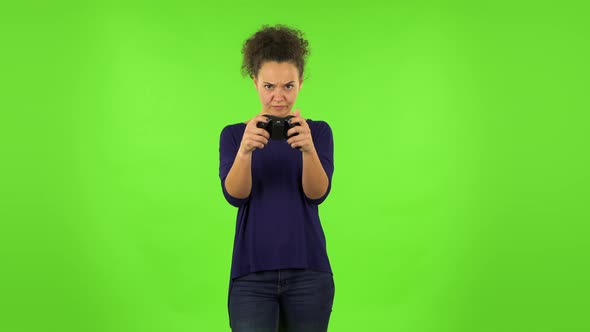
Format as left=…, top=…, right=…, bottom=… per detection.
left=220, top=122, right=247, bottom=137
left=306, top=119, right=333, bottom=142
left=223, top=121, right=247, bottom=129
left=307, top=119, right=332, bottom=131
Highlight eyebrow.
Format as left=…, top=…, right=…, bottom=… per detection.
left=263, top=81, right=295, bottom=85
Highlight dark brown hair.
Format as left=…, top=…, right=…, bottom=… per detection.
left=241, top=24, right=310, bottom=80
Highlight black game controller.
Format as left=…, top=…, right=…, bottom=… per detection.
left=256, top=114, right=300, bottom=141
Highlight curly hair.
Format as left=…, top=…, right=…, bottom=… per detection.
left=241, top=24, right=310, bottom=80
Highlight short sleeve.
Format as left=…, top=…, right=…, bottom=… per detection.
left=304, top=121, right=334, bottom=205
left=219, top=125, right=250, bottom=207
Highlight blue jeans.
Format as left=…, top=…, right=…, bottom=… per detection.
left=228, top=268, right=335, bottom=332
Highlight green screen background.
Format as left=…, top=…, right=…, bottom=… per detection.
left=1, top=1, right=588, bottom=331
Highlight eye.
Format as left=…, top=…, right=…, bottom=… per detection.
left=264, top=84, right=273, bottom=89
left=285, top=84, right=293, bottom=89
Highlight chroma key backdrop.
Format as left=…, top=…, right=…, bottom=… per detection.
left=0, top=1, right=588, bottom=332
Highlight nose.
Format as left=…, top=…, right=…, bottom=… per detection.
left=273, top=94, right=285, bottom=102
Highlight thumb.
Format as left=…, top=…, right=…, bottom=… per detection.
left=294, top=108, right=301, bottom=117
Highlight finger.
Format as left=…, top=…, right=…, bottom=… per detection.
left=288, top=117, right=302, bottom=125
left=256, top=127, right=271, bottom=140
left=287, top=126, right=306, bottom=137
left=245, top=141, right=263, bottom=151
left=251, top=115, right=270, bottom=127
left=250, top=134, right=269, bottom=145
left=287, top=134, right=306, bottom=146
left=256, top=115, right=271, bottom=123
left=290, top=140, right=304, bottom=149
left=296, top=112, right=306, bottom=122
left=251, top=141, right=264, bottom=150
left=289, top=116, right=307, bottom=128
left=294, top=108, right=301, bottom=118
left=247, top=126, right=270, bottom=139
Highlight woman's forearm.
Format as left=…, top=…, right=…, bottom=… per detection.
left=301, top=148, right=329, bottom=199
left=224, top=148, right=253, bottom=199
left=226, top=146, right=327, bottom=200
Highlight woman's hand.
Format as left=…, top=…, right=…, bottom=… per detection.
left=239, top=113, right=271, bottom=155
left=286, top=109, right=315, bottom=153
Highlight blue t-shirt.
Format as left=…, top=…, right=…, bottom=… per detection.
left=218, top=119, right=334, bottom=294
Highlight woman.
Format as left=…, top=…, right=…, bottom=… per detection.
left=219, top=24, right=335, bottom=331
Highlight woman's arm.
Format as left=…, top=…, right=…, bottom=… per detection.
left=286, top=111, right=332, bottom=201
left=302, top=147, right=329, bottom=200
left=224, top=115, right=271, bottom=200
left=224, top=148, right=253, bottom=199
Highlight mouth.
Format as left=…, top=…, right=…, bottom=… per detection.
left=272, top=105, right=287, bottom=109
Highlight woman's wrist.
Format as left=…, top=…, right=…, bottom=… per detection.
left=237, top=146, right=252, bottom=157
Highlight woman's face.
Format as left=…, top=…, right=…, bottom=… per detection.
left=253, top=61, right=303, bottom=117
